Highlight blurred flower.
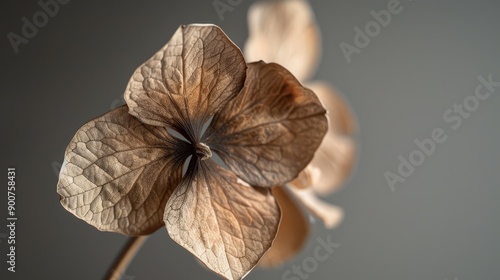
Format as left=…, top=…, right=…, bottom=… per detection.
left=244, top=0, right=358, bottom=266
left=57, top=24, right=328, bottom=279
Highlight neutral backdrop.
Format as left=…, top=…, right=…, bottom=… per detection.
left=1, top=0, right=499, bottom=279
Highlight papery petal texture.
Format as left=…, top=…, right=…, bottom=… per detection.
left=204, top=62, right=328, bottom=187
left=125, top=24, right=247, bottom=140
left=164, top=160, right=280, bottom=280
left=57, top=106, right=187, bottom=235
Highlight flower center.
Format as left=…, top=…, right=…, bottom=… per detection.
left=195, top=142, right=212, bottom=161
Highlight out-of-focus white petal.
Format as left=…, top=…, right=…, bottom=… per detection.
left=309, top=134, right=356, bottom=195
left=259, top=187, right=310, bottom=267
left=286, top=183, right=344, bottom=229
left=306, top=82, right=358, bottom=195
left=307, top=82, right=357, bottom=135
left=245, top=0, right=321, bottom=81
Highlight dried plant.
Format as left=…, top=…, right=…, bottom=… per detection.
left=245, top=0, right=357, bottom=266
left=57, top=24, right=329, bottom=280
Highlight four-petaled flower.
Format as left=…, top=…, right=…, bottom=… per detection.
left=57, top=24, right=328, bottom=279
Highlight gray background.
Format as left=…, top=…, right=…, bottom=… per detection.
left=1, top=0, right=499, bottom=279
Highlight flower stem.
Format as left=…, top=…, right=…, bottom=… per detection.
left=104, top=236, right=148, bottom=280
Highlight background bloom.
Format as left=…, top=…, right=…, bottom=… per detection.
left=244, top=0, right=358, bottom=266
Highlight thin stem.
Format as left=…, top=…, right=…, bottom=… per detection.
left=104, top=236, right=148, bottom=280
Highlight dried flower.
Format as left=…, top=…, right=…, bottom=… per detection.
left=244, top=0, right=357, bottom=266
left=57, top=24, right=328, bottom=279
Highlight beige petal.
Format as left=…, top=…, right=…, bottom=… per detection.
left=287, top=169, right=312, bottom=190
left=164, top=160, right=280, bottom=280
left=259, top=187, right=309, bottom=267
left=306, top=82, right=357, bottom=135
left=204, top=62, right=328, bottom=187
left=245, top=0, right=320, bottom=81
left=124, top=24, right=247, bottom=139
left=287, top=185, right=344, bottom=229
left=57, top=106, right=186, bottom=235
left=309, top=134, right=356, bottom=195
left=306, top=82, right=357, bottom=195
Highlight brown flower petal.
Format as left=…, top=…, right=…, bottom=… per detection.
left=303, top=82, right=357, bottom=195
left=164, top=160, right=280, bottom=280
left=204, top=62, right=328, bottom=187
left=259, top=187, right=309, bottom=267
left=125, top=24, right=247, bottom=139
left=57, top=106, right=186, bottom=235
left=244, top=0, right=320, bottom=81
left=287, top=185, right=344, bottom=229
